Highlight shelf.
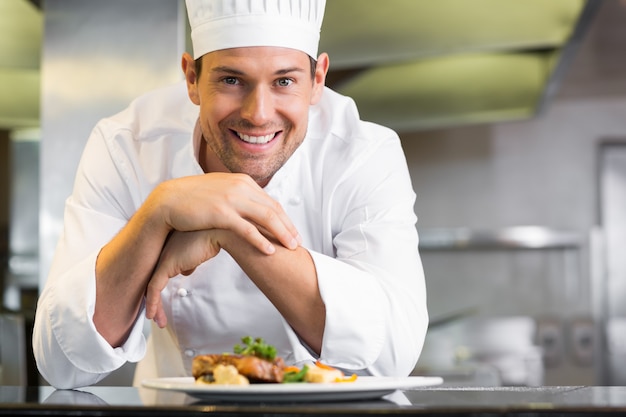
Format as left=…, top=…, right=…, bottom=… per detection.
left=418, top=226, right=582, bottom=250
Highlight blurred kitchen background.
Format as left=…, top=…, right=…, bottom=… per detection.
left=1, top=0, right=626, bottom=387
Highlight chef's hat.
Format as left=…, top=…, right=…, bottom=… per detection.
left=185, top=0, right=326, bottom=60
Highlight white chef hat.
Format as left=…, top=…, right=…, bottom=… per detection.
left=185, top=0, right=326, bottom=60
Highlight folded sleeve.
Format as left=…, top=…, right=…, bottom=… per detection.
left=287, top=132, right=428, bottom=377
left=33, top=201, right=147, bottom=389
left=312, top=210, right=428, bottom=377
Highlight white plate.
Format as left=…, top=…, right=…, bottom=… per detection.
left=141, top=376, right=443, bottom=403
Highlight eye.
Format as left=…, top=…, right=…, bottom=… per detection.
left=222, top=77, right=239, bottom=85
left=276, top=78, right=293, bottom=87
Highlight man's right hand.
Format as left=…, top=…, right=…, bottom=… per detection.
left=152, top=172, right=301, bottom=254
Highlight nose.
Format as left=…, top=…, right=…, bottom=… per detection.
left=240, top=85, right=272, bottom=125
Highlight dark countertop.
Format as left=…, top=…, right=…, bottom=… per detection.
left=3, top=385, right=626, bottom=416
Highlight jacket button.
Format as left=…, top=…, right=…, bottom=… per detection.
left=177, top=288, right=188, bottom=297
left=289, top=196, right=302, bottom=205
left=184, top=349, right=195, bottom=357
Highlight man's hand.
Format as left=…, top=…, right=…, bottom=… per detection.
left=145, top=229, right=226, bottom=327
left=153, top=173, right=301, bottom=254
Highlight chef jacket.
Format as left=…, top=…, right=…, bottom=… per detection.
left=33, top=81, right=428, bottom=390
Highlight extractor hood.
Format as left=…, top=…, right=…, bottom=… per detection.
left=320, top=0, right=600, bottom=132
left=0, top=0, right=601, bottom=132
left=0, top=0, right=41, bottom=130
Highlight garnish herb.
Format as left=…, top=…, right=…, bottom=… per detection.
left=282, top=364, right=309, bottom=383
left=233, top=336, right=277, bottom=361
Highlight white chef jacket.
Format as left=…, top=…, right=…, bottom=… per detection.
left=33, top=81, right=428, bottom=389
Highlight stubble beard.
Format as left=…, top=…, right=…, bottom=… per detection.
left=209, top=132, right=290, bottom=187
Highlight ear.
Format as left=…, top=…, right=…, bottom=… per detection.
left=181, top=52, right=201, bottom=105
left=310, top=52, right=329, bottom=105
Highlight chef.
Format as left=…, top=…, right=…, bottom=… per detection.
left=32, top=0, right=429, bottom=389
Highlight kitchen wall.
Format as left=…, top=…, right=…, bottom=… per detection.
left=405, top=96, right=626, bottom=385
left=404, top=0, right=626, bottom=385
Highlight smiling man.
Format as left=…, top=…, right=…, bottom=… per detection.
left=33, top=0, right=429, bottom=390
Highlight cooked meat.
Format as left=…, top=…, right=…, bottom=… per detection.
left=192, top=353, right=286, bottom=383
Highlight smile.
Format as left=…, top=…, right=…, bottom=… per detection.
left=236, top=131, right=277, bottom=145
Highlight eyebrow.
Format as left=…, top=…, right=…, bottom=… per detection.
left=211, top=66, right=306, bottom=76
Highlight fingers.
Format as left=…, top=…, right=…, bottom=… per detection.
left=226, top=214, right=277, bottom=255
left=160, top=174, right=301, bottom=253
left=153, top=305, right=168, bottom=328
left=250, top=199, right=301, bottom=250
left=145, top=296, right=168, bottom=328
left=145, top=269, right=169, bottom=323
left=229, top=178, right=301, bottom=251
left=216, top=174, right=300, bottom=251
left=226, top=208, right=301, bottom=255
left=145, top=229, right=223, bottom=326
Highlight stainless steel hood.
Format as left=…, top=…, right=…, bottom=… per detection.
left=0, top=0, right=41, bottom=129
left=0, top=0, right=601, bottom=132
left=320, top=0, right=600, bottom=132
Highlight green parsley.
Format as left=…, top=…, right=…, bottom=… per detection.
left=233, top=336, right=277, bottom=361
left=282, top=364, right=309, bottom=383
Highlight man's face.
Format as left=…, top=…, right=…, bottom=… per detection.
left=185, top=47, right=328, bottom=187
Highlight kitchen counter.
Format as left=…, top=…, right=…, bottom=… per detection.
left=3, top=385, right=626, bottom=416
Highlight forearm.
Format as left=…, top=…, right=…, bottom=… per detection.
left=93, top=197, right=171, bottom=347
left=222, top=235, right=325, bottom=355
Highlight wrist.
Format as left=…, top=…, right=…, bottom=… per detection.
left=143, top=181, right=175, bottom=236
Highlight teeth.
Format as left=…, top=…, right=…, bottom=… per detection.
left=237, top=132, right=275, bottom=144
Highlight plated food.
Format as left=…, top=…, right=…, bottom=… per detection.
left=192, top=336, right=357, bottom=385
